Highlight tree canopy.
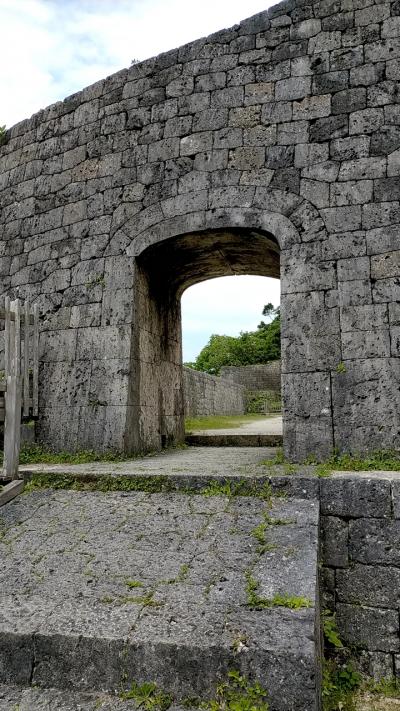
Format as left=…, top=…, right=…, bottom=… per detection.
left=187, top=304, right=280, bottom=375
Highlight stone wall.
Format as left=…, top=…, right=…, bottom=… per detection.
left=266, top=471, right=400, bottom=675
left=320, top=475, right=400, bottom=678
left=220, top=362, right=281, bottom=392
left=0, top=0, right=399, bottom=459
left=183, top=367, right=246, bottom=417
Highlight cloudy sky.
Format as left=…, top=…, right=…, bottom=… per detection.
left=0, top=0, right=279, bottom=361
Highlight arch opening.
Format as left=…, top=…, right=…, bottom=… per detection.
left=131, top=228, right=281, bottom=452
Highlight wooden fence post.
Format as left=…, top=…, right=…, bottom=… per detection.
left=1, top=298, right=38, bottom=480
left=3, top=299, right=22, bottom=480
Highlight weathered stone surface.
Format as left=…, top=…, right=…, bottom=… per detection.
left=349, top=518, right=400, bottom=566
left=355, top=651, right=394, bottom=681
left=320, top=477, right=392, bottom=518
left=0, top=685, right=147, bottom=711
left=0, top=490, right=320, bottom=710
left=393, top=480, right=400, bottom=519
left=340, top=304, right=388, bottom=332
left=321, top=516, right=349, bottom=567
left=331, top=358, right=400, bottom=452
left=336, top=564, right=400, bottom=609
left=336, top=603, right=400, bottom=653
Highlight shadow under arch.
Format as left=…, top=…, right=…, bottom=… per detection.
left=130, top=225, right=284, bottom=453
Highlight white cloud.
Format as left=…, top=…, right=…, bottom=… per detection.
left=0, top=0, right=272, bottom=127
left=182, top=276, right=280, bottom=361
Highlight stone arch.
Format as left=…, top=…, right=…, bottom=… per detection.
left=116, top=189, right=326, bottom=258
left=122, top=193, right=335, bottom=460
left=131, top=225, right=280, bottom=452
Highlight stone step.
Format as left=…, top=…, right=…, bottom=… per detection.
left=186, top=434, right=283, bottom=447
left=0, top=684, right=152, bottom=710
left=19, top=446, right=321, bottom=500
left=0, top=489, right=321, bottom=711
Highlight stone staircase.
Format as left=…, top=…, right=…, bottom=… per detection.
left=0, top=449, right=321, bottom=710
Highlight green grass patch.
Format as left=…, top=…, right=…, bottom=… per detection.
left=125, top=580, right=144, bottom=588
left=245, top=572, right=311, bottom=610
left=364, top=677, right=400, bottom=699
left=23, top=472, right=275, bottom=501
left=203, top=670, right=270, bottom=711
left=1, top=443, right=189, bottom=466
left=160, top=564, right=190, bottom=585
left=250, top=521, right=277, bottom=554
left=120, top=672, right=270, bottom=711
left=202, top=479, right=272, bottom=501
left=314, top=450, right=400, bottom=477
left=185, top=414, right=271, bottom=432
left=251, top=521, right=268, bottom=546
left=250, top=510, right=291, bottom=555
left=122, top=592, right=162, bottom=607
left=322, top=661, right=361, bottom=711
left=121, top=681, right=172, bottom=710
left=24, top=472, right=178, bottom=494
left=0, top=443, right=137, bottom=466
left=323, top=611, right=343, bottom=649
left=261, top=448, right=400, bottom=477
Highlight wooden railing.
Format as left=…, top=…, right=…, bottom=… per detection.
left=0, top=298, right=39, bottom=480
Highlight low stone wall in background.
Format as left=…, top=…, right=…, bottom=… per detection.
left=220, top=362, right=281, bottom=393
left=183, top=367, right=246, bottom=418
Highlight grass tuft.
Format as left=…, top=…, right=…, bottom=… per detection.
left=322, top=661, right=361, bottom=711
left=202, top=670, right=269, bottom=711
left=23, top=472, right=274, bottom=502
left=316, top=450, right=400, bottom=476
left=1, top=443, right=134, bottom=466
left=261, top=449, right=400, bottom=477
left=121, top=681, right=172, bottom=710
left=244, top=572, right=311, bottom=611
left=364, top=677, right=400, bottom=698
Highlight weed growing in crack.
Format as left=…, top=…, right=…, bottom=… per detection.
left=120, top=592, right=163, bottom=607
left=121, top=681, right=172, bottom=710
left=244, top=572, right=311, bottom=611
left=250, top=521, right=277, bottom=555
left=322, top=661, right=360, bottom=711
left=120, top=673, right=270, bottom=711
left=251, top=521, right=267, bottom=545
left=364, top=676, right=400, bottom=698
left=125, top=580, right=144, bottom=589
left=260, top=448, right=400, bottom=476
left=202, top=670, right=269, bottom=711
left=23, top=473, right=274, bottom=500
left=250, top=510, right=292, bottom=555
left=322, top=611, right=343, bottom=649
left=231, top=634, right=249, bottom=654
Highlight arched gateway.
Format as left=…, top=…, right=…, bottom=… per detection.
left=0, top=1, right=399, bottom=460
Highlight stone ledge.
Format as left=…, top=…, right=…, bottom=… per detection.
left=186, top=434, right=283, bottom=446
left=0, top=684, right=177, bottom=711
left=0, top=490, right=320, bottom=710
